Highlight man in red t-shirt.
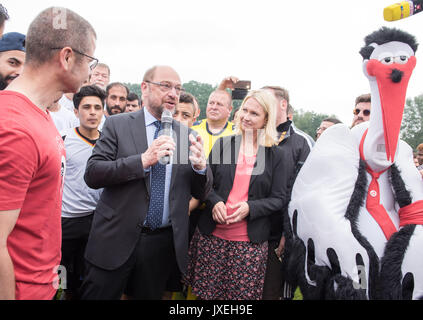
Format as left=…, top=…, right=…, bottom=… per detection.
left=0, top=7, right=97, bottom=300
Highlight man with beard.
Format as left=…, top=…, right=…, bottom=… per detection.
left=351, top=93, right=371, bottom=128
left=105, top=82, right=129, bottom=116
left=80, top=65, right=212, bottom=300
left=97, top=82, right=128, bottom=130
left=0, top=32, right=26, bottom=90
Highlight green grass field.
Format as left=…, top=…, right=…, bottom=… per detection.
left=293, top=287, right=303, bottom=300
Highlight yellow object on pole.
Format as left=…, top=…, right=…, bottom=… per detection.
left=384, top=0, right=423, bottom=21
left=384, top=2, right=412, bottom=21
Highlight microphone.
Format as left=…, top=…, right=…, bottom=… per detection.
left=159, top=109, right=173, bottom=165
left=384, top=0, right=423, bottom=21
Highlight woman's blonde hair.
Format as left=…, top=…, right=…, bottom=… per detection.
left=234, top=89, right=278, bottom=147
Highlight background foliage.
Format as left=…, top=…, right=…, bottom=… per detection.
left=124, top=81, right=423, bottom=149
left=401, top=94, right=423, bottom=150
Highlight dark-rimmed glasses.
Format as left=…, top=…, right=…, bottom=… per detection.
left=353, top=108, right=370, bottom=116
left=145, top=80, right=185, bottom=94
left=50, top=47, right=98, bottom=70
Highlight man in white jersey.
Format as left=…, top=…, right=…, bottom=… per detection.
left=60, top=85, right=106, bottom=300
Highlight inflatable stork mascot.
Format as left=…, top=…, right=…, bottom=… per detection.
left=285, top=27, right=423, bottom=300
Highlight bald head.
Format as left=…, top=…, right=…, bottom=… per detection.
left=143, top=65, right=180, bottom=83
left=141, top=65, right=182, bottom=119
left=206, top=90, right=232, bottom=126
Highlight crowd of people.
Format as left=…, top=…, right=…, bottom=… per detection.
left=0, top=5, right=422, bottom=301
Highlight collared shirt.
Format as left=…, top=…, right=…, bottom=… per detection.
left=60, top=127, right=103, bottom=218
left=144, top=108, right=207, bottom=227
left=277, top=120, right=292, bottom=144
left=144, top=107, right=173, bottom=227
left=191, top=119, right=235, bottom=158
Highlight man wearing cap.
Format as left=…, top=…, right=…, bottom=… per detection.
left=0, top=32, right=25, bottom=90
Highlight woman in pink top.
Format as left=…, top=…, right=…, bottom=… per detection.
left=184, top=90, right=294, bottom=300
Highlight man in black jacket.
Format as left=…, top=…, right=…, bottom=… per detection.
left=81, top=65, right=212, bottom=300
left=262, top=86, right=311, bottom=300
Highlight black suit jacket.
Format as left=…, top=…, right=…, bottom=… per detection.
left=84, top=110, right=212, bottom=273
left=268, top=121, right=311, bottom=241
left=198, top=135, right=294, bottom=243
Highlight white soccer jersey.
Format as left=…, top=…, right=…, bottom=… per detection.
left=50, top=106, right=79, bottom=132
left=58, top=94, right=75, bottom=113
left=61, top=127, right=102, bottom=218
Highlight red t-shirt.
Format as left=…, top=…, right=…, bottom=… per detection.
left=0, top=91, right=66, bottom=300
left=213, top=152, right=256, bottom=242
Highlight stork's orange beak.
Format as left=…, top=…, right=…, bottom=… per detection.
left=366, top=56, right=416, bottom=162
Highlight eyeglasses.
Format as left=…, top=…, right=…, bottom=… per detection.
left=145, top=80, right=185, bottom=94
left=353, top=108, right=370, bottom=116
left=50, top=47, right=99, bottom=70
left=92, top=72, right=109, bottom=79
left=316, top=126, right=327, bottom=133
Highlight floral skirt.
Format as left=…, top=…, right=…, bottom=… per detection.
left=184, top=230, right=268, bottom=300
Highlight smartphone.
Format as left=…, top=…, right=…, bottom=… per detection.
left=232, top=80, right=251, bottom=100
left=233, top=80, right=251, bottom=90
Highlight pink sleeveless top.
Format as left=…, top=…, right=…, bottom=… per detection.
left=212, top=151, right=256, bottom=242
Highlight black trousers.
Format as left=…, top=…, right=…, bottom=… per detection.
left=61, top=215, right=93, bottom=299
left=80, top=226, right=178, bottom=300
left=262, top=240, right=293, bottom=300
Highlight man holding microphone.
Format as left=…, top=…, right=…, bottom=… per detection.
left=81, top=65, right=212, bottom=300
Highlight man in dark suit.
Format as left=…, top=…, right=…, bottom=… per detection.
left=80, top=65, right=212, bottom=300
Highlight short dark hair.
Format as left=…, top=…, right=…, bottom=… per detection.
left=25, top=7, right=96, bottom=66
left=127, top=92, right=140, bottom=105
left=73, top=85, right=106, bottom=109
left=179, top=91, right=194, bottom=105
left=323, top=117, right=342, bottom=125
left=179, top=92, right=196, bottom=114
left=106, top=82, right=129, bottom=97
left=0, top=4, right=9, bottom=26
left=359, top=27, right=418, bottom=60
left=355, top=93, right=371, bottom=106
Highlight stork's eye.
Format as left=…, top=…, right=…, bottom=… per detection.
left=394, top=54, right=409, bottom=64
left=378, top=52, right=394, bottom=65
left=381, top=56, right=393, bottom=65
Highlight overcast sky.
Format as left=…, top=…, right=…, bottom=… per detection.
left=3, top=0, right=423, bottom=124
